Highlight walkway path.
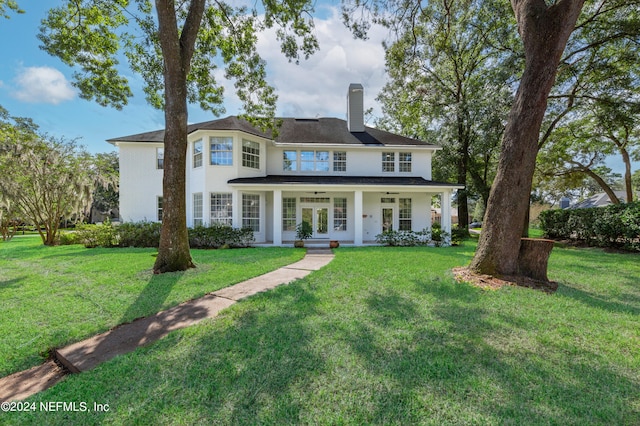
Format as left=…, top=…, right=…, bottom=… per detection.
left=0, top=248, right=334, bottom=402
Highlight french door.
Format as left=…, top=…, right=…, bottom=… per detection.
left=301, top=206, right=329, bottom=238
left=382, top=207, right=394, bottom=232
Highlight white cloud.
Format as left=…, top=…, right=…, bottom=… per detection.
left=237, top=7, right=388, bottom=122
left=12, top=66, right=76, bottom=104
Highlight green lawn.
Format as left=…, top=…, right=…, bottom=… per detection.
left=0, top=236, right=305, bottom=377
left=5, top=241, right=640, bottom=425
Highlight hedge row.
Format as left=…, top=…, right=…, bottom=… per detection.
left=374, top=223, right=467, bottom=247
left=539, top=202, right=640, bottom=251
left=65, top=221, right=254, bottom=249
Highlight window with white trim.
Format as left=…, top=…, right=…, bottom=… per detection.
left=382, top=152, right=395, bottom=172
left=283, top=151, right=297, bottom=171
left=333, top=151, right=347, bottom=172
left=399, top=152, right=412, bottom=172
left=193, top=139, right=203, bottom=168
left=156, top=148, right=164, bottom=169
left=157, top=196, right=164, bottom=221
left=210, top=137, right=233, bottom=166
left=210, top=193, right=232, bottom=226
left=193, top=193, right=203, bottom=227
left=242, top=194, right=260, bottom=231
left=299, top=150, right=330, bottom=172
left=282, top=197, right=296, bottom=231
left=399, top=198, right=412, bottom=231
left=333, top=197, right=347, bottom=231
left=242, top=140, right=260, bottom=169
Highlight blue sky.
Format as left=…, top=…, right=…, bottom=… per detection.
left=0, top=2, right=387, bottom=154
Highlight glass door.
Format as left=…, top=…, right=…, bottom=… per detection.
left=382, top=207, right=394, bottom=232
left=301, top=206, right=329, bottom=238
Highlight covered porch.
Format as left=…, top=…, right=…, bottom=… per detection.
left=228, top=176, right=462, bottom=246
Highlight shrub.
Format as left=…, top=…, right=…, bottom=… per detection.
left=75, top=220, right=119, bottom=248
left=539, top=202, right=640, bottom=251
left=430, top=223, right=451, bottom=247
left=188, top=224, right=254, bottom=249
left=375, top=229, right=432, bottom=247
left=59, top=231, right=80, bottom=245
left=116, top=221, right=162, bottom=248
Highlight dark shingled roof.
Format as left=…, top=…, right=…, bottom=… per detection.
left=108, top=116, right=438, bottom=148
left=228, top=175, right=461, bottom=187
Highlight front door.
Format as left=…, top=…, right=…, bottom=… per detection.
left=302, top=206, right=329, bottom=238
left=382, top=207, right=394, bottom=232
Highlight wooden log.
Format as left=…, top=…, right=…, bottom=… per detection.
left=517, top=238, right=555, bottom=281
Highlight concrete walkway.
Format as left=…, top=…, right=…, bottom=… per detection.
left=0, top=248, right=334, bottom=402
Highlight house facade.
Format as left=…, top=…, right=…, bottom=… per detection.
left=109, top=84, right=462, bottom=246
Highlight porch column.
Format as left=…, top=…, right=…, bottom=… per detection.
left=354, top=190, right=363, bottom=245
left=273, top=189, right=282, bottom=246
left=441, top=190, right=452, bottom=240
left=232, top=190, right=241, bottom=229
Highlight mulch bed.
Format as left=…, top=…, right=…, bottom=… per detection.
left=452, top=267, right=558, bottom=294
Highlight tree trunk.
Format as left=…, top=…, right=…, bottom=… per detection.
left=522, top=199, right=530, bottom=238
left=517, top=238, right=555, bottom=281
left=470, top=0, right=585, bottom=276
left=152, top=0, right=204, bottom=273
left=582, top=167, right=620, bottom=204
left=622, top=147, right=634, bottom=203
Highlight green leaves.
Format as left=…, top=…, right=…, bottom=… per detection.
left=38, top=0, right=133, bottom=109
left=0, top=0, right=22, bottom=19
left=40, top=0, right=319, bottom=120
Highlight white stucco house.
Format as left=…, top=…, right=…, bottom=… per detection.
left=108, top=84, right=462, bottom=246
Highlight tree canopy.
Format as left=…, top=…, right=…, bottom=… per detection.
left=373, top=0, right=519, bottom=227
left=536, top=0, right=640, bottom=204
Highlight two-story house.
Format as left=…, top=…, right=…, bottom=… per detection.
left=108, top=84, right=462, bottom=246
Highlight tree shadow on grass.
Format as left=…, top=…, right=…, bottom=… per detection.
left=15, top=266, right=639, bottom=424
left=557, top=284, right=640, bottom=316
left=31, top=284, right=327, bottom=425
left=332, top=279, right=639, bottom=424
left=0, top=277, right=24, bottom=291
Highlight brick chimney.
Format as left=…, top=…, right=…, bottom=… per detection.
left=347, top=83, right=365, bottom=132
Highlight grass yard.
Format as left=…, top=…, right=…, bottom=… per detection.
left=0, top=236, right=305, bottom=377
left=5, top=241, right=640, bottom=425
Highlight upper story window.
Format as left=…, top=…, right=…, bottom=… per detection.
left=333, top=151, right=347, bottom=172
left=399, top=152, right=412, bottom=172
left=301, top=150, right=329, bottom=171
left=382, top=152, right=395, bottom=172
left=193, top=139, right=203, bottom=168
left=285, top=150, right=333, bottom=172
left=210, top=137, right=233, bottom=166
left=156, top=148, right=164, bottom=169
left=242, top=140, right=260, bottom=169
left=283, top=151, right=297, bottom=171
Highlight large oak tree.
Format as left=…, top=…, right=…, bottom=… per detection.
left=40, top=0, right=318, bottom=272
left=469, top=0, right=585, bottom=275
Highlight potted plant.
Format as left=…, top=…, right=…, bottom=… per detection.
left=294, top=221, right=312, bottom=248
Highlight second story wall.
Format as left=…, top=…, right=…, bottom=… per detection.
left=266, top=145, right=434, bottom=179
left=187, top=131, right=268, bottom=192
left=118, top=142, right=163, bottom=222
